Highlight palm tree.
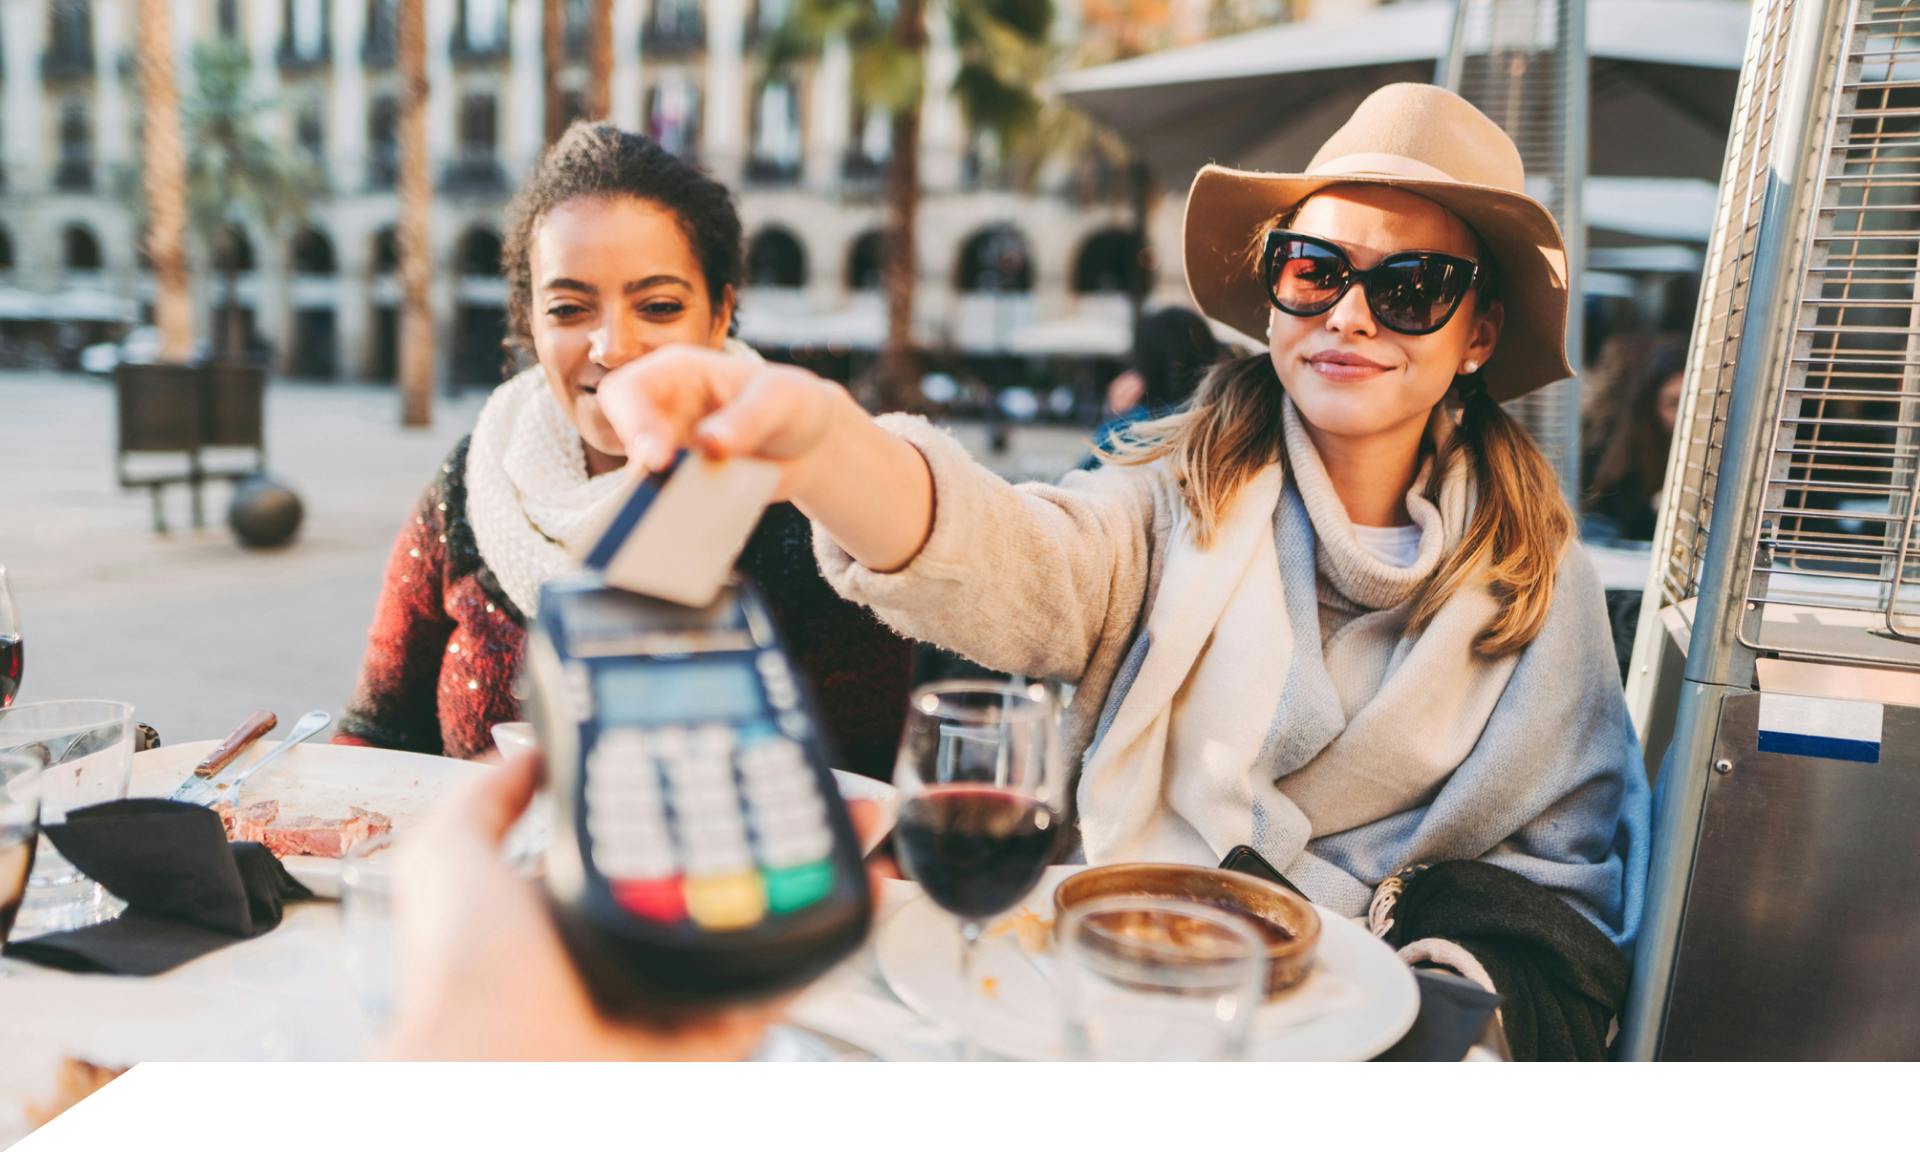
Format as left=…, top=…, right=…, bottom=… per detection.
left=398, top=0, right=434, bottom=426
left=135, top=0, right=193, bottom=362
left=182, top=40, right=314, bottom=361
left=543, top=0, right=567, bottom=144
left=545, top=0, right=612, bottom=142
left=766, top=0, right=1055, bottom=412
left=586, top=0, right=614, bottom=121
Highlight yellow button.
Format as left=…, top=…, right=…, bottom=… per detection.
left=684, top=873, right=767, bottom=931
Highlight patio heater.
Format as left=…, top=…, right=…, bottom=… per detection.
left=1620, top=0, right=1920, bottom=1059
left=1436, top=0, right=1588, bottom=504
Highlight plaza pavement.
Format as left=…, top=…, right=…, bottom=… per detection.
left=0, top=371, right=1093, bottom=749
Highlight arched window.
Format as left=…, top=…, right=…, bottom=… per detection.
left=291, top=225, right=337, bottom=275
left=956, top=225, right=1032, bottom=293
left=460, top=227, right=503, bottom=277
left=847, top=230, right=886, bottom=291
left=746, top=227, right=806, bottom=288
left=213, top=224, right=256, bottom=272
left=372, top=226, right=400, bottom=273
left=1073, top=228, right=1143, bottom=295
left=0, top=228, right=15, bottom=273
left=62, top=224, right=103, bottom=271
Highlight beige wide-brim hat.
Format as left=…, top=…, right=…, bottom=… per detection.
left=1183, top=82, right=1573, bottom=403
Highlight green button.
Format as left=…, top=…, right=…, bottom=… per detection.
left=763, top=860, right=836, bottom=913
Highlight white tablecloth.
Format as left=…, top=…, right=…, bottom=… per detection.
left=0, top=877, right=959, bottom=1142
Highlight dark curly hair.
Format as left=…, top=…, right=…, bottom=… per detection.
left=501, top=122, right=743, bottom=353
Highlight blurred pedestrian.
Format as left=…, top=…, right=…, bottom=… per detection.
left=1084, top=305, right=1223, bottom=467
left=1582, top=333, right=1688, bottom=544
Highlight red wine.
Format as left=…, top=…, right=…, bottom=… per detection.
left=0, top=831, right=35, bottom=947
left=0, top=634, right=19, bottom=708
left=896, top=788, right=1060, bottom=921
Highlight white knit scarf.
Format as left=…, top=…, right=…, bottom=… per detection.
left=1076, top=397, right=1516, bottom=899
left=465, top=342, right=762, bottom=618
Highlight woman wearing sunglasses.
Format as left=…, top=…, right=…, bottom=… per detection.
left=596, top=85, right=1649, bottom=1057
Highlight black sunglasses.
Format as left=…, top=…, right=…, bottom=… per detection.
left=1262, top=230, right=1484, bottom=337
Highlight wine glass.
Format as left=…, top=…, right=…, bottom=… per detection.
left=0, top=565, right=21, bottom=708
left=891, top=679, right=1064, bottom=1052
left=0, top=700, right=136, bottom=937
left=0, top=751, right=43, bottom=973
left=339, top=834, right=397, bottom=1029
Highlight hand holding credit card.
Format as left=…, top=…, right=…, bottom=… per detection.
left=575, top=450, right=782, bottom=607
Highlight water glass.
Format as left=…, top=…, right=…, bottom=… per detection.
left=0, top=699, right=135, bottom=936
left=1056, top=895, right=1268, bottom=1061
left=339, top=834, right=397, bottom=1027
left=0, top=751, right=44, bottom=966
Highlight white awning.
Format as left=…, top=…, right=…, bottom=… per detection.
left=0, top=286, right=141, bottom=323
left=1007, top=314, right=1130, bottom=357
left=1055, top=0, right=1748, bottom=187
left=1586, top=177, right=1719, bottom=244
left=1057, top=0, right=1747, bottom=95
left=739, top=297, right=886, bottom=350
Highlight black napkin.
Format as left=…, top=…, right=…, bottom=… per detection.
left=1374, top=969, right=1506, bottom=1061
left=2, top=798, right=312, bottom=975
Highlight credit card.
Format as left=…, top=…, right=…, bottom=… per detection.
left=576, top=450, right=782, bottom=607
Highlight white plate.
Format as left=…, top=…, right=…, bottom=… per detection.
left=875, top=866, right=1419, bottom=1061
left=133, top=739, right=896, bottom=897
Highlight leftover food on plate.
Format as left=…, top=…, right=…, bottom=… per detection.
left=214, top=798, right=393, bottom=860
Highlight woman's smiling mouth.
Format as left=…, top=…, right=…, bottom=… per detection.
left=1307, top=350, right=1392, bottom=382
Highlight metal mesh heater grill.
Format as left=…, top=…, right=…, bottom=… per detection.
left=1656, top=1, right=1801, bottom=611
left=1742, top=1, right=1920, bottom=662
left=1440, top=0, right=1587, bottom=502
left=1649, top=0, right=1920, bottom=670
left=1623, top=0, right=1920, bottom=1061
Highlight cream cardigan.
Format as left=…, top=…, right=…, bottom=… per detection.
left=814, top=408, right=1648, bottom=943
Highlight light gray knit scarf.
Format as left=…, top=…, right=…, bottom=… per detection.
left=1079, top=397, right=1646, bottom=944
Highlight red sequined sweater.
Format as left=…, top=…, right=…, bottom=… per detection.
left=336, top=437, right=915, bottom=776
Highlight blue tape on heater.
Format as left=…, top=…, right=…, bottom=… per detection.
left=1756, top=693, right=1884, bottom=765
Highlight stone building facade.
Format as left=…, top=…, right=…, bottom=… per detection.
left=1, top=0, right=1329, bottom=388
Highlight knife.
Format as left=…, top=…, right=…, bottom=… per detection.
left=191, top=710, right=278, bottom=779
left=173, top=709, right=332, bottom=807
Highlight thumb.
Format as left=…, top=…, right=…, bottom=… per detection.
left=451, top=753, right=541, bottom=846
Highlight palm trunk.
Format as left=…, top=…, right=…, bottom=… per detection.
left=398, top=0, right=434, bottom=426
left=587, top=0, right=614, bottom=121
left=543, top=0, right=567, bottom=144
left=878, top=0, right=926, bottom=413
left=222, top=250, right=242, bottom=359
left=136, top=0, right=193, bottom=362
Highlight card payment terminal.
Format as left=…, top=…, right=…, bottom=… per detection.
left=525, top=573, right=873, bottom=1010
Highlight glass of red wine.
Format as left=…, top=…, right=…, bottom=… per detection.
left=892, top=679, right=1064, bottom=1049
left=0, top=565, right=21, bottom=709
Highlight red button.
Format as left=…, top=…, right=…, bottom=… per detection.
left=612, top=876, right=686, bottom=922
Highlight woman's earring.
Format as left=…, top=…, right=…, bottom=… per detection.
left=1461, top=359, right=1481, bottom=375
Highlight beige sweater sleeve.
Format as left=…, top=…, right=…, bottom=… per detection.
left=812, top=414, right=1162, bottom=684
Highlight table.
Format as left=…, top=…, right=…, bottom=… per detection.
left=0, top=859, right=1430, bottom=1137
left=0, top=875, right=965, bottom=1140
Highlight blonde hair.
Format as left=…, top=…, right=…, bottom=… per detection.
left=1104, top=211, right=1574, bottom=657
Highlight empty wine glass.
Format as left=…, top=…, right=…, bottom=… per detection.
left=0, top=751, right=43, bottom=972
left=339, top=834, right=397, bottom=1027
left=0, top=699, right=136, bottom=937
